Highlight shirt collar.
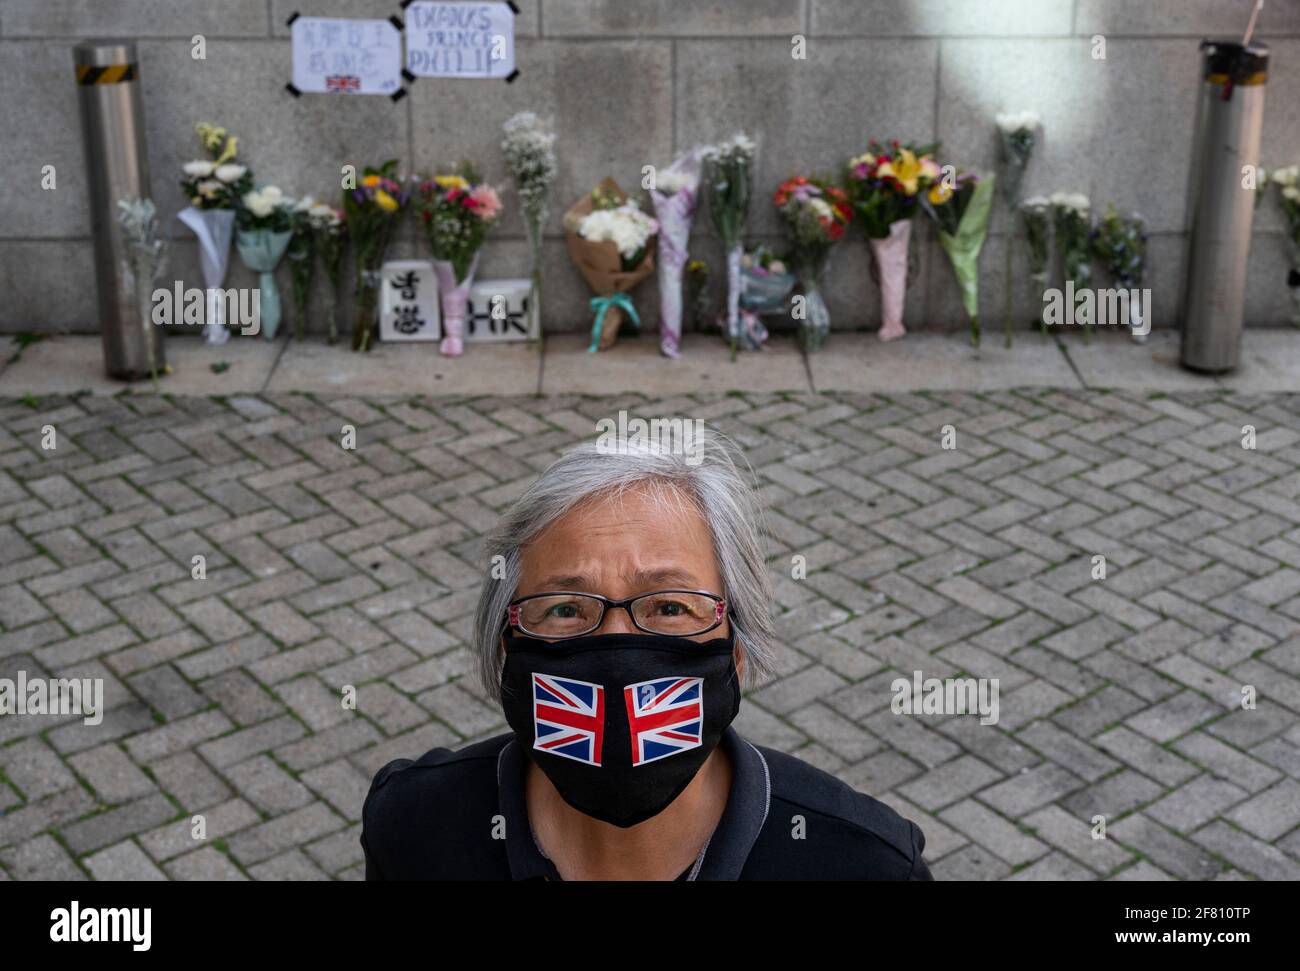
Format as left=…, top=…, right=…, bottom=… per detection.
left=497, top=725, right=770, bottom=881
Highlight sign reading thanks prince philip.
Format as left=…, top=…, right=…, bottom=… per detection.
left=405, top=2, right=516, bottom=79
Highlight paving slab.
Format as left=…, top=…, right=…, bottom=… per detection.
left=541, top=332, right=811, bottom=395
left=265, top=337, right=541, bottom=397
left=808, top=331, right=1080, bottom=393
left=1061, top=328, right=1219, bottom=392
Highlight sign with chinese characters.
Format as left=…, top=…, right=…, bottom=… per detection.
left=290, top=17, right=402, bottom=95
left=380, top=261, right=441, bottom=341
left=466, top=278, right=536, bottom=342
left=405, top=2, right=516, bottom=79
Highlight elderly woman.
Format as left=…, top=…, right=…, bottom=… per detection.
left=361, top=428, right=931, bottom=880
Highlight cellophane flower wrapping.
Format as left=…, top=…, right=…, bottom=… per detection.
left=649, top=148, right=703, bottom=357
left=1052, top=193, right=1093, bottom=341
left=702, top=134, right=756, bottom=351
left=928, top=174, right=996, bottom=347
left=773, top=176, right=853, bottom=352
left=1091, top=206, right=1148, bottom=338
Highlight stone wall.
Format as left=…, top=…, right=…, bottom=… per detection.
left=2, top=0, right=1298, bottom=337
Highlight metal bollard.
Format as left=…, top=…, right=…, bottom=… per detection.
left=1179, top=40, right=1268, bottom=373
left=74, top=40, right=164, bottom=381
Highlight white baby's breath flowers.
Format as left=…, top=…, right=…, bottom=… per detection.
left=293, top=194, right=317, bottom=212
left=1273, top=166, right=1299, bottom=188
left=183, top=160, right=215, bottom=178
left=996, top=110, right=1041, bottom=133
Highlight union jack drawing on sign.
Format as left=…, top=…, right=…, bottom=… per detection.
left=326, top=74, right=361, bottom=92
left=625, top=677, right=703, bottom=765
left=532, top=673, right=604, bottom=766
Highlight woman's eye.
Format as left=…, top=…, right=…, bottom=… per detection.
left=549, top=604, right=578, bottom=618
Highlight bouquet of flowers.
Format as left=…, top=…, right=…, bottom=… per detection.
left=501, top=112, right=557, bottom=337
left=731, top=246, right=794, bottom=355
left=177, top=122, right=252, bottom=345
left=417, top=167, right=503, bottom=356
left=1091, top=207, right=1148, bottom=341
left=649, top=148, right=704, bottom=357
left=702, top=133, right=756, bottom=350
left=1271, top=166, right=1300, bottom=326
left=1020, top=197, right=1052, bottom=333
left=1051, top=192, right=1093, bottom=342
left=996, top=111, right=1040, bottom=346
left=845, top=140, right=941, bottom=340
left=685, top=259, right=710, bottom=336
left=116, top=198, right=168, bottom=387
left=774, top=176, right=852, bottom=351
left=564, top=179, right=658, bottom=351
left=343, top=160, right=409, bottom=352
left=235, top=184, right=294, bottom=339
left=313, top=204, right=347, bottom=344
left=285, top=196, right=317, bottom=341
left=922, top=169, right=996, bottom=348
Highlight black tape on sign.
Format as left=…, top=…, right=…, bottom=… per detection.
left=76, top=63, right=137, bottom=85
left=505, top=68, right=520, bottom=83
left=390, top=87, right=407, bottom=103
left=506, top=1, right=520, bottom=14
left=1289, top=268, right=1300, bottom=287
left=400, top=0, right=414, bottom=8
left=389, top=14, right=403, bottom=30
left=401, top=68, right=416, bottom=82
left=285, top=10, right=300, bottom=27
left=284, top=82, right=302, bottom=98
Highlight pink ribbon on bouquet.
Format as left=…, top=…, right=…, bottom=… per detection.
left=432, top=251, right=481, bottom=357
left=870, top=218, right=912, bottom=341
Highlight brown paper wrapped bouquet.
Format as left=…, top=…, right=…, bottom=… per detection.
left=563, top=178, right=658, bottom=350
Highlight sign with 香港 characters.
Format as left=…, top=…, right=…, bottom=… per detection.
left=380, top=260, right=442, bottom=341
left=290, top=16, right=402, bottom=95
left=467, top=279, right=537, bottom=341
left=404, top=2, right=516, bottom=79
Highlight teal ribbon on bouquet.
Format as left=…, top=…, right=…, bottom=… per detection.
left=587, top=293, right=640, bottom=353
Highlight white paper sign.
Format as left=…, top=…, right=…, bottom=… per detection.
left=291, top=17, right=402, bottom=95
left=466, top=279, right=536, bottom=341
left=380, top=261, right=442, bottom=342
left=405, top=2, right=516, bottom=79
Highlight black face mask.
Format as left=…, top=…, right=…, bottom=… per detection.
left=500, top=629, right=742, bottom=828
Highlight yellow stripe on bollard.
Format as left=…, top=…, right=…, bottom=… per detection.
left=76, top=63, right=137, bottom=84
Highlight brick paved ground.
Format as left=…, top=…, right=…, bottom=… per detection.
left=2, top=387, right=1300, bottom=881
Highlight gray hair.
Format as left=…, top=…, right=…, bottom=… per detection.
left=473, top=426, right=777, bottom=701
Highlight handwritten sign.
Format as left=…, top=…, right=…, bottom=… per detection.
left=291, top=17, right=402, bottom=95
left=405, top=2, right=516, bottom=79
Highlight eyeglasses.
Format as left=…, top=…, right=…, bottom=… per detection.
left=507, top=589, right=729, bottom=640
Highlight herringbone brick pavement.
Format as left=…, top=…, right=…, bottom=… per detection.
left=1, top=388, right=1299, bottom=880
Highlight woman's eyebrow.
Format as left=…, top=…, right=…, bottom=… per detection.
left=533, top=574, right=596, bottom=590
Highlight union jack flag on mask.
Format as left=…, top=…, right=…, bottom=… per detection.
left=625, top=677, right=703, bottom=765
left=532, top=673, right=604, bottom=766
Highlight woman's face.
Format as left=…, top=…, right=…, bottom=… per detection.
left=517, top=486, right=731, bottom=643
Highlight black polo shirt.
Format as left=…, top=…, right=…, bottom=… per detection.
left=361, top=725, right=933, bottom=880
